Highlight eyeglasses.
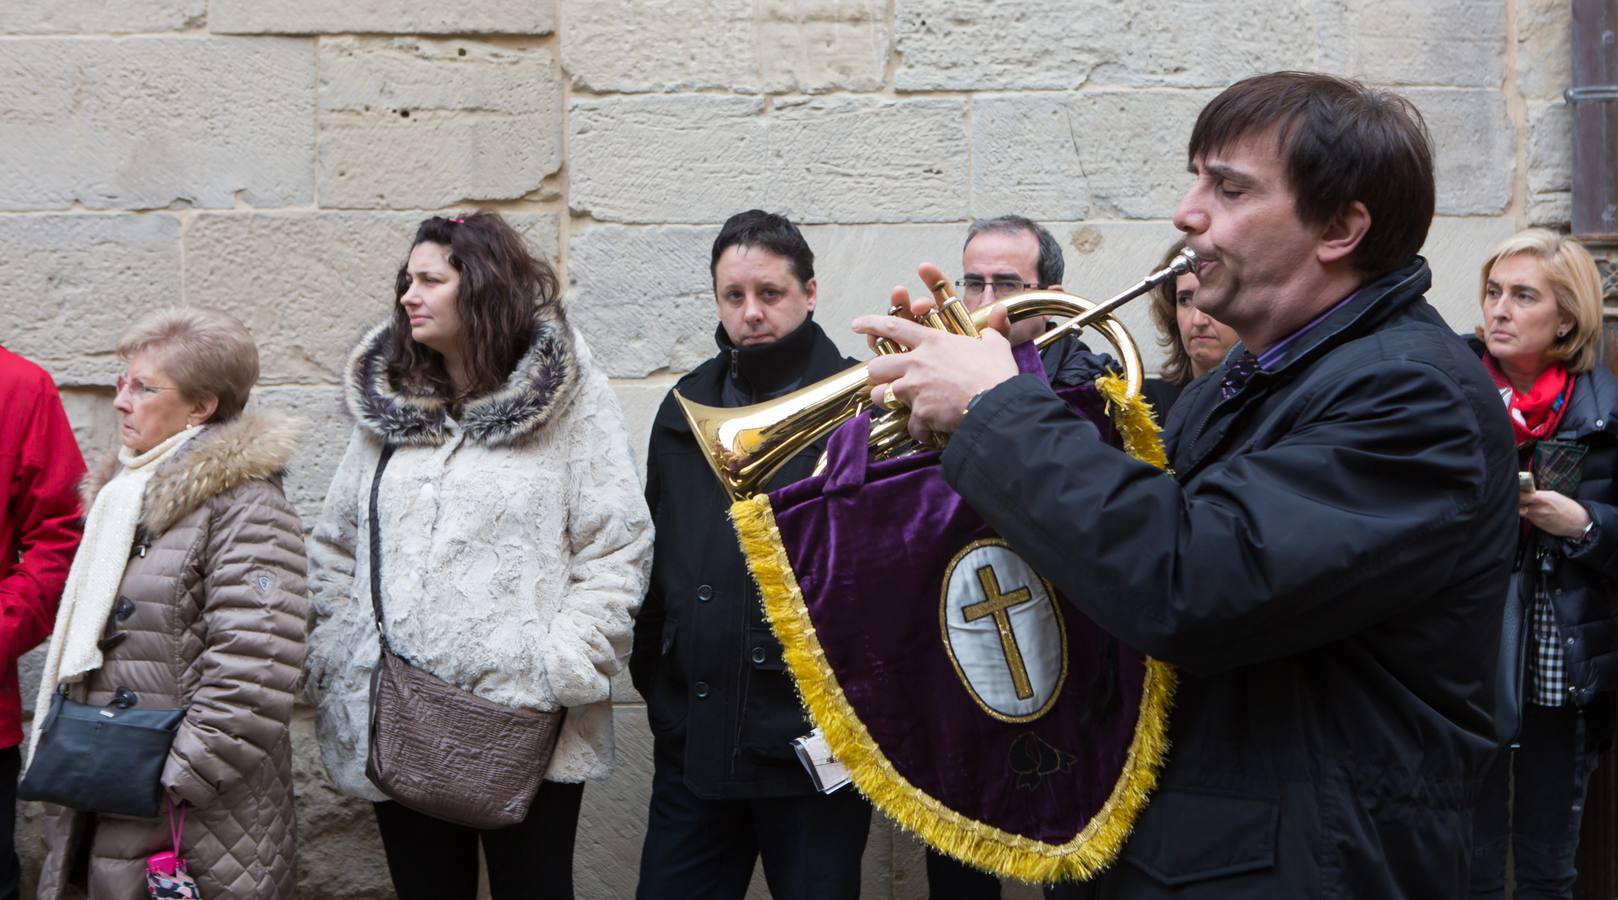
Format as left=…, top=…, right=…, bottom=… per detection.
left=115, top=373, right=179, bottom=401
left=955, top=277, right=1037, bottom=300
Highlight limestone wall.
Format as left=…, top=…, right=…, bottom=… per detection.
left=0, top=1, right=1574, bottom=896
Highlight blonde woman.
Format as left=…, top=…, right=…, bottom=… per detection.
left=34, top=307, right=307, bottom=899
left=1468, top=229, right=1618, bottom=900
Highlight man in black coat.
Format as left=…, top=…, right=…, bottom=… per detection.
left=632, top=210, right=868, bottom=900
left=856, top=72, right=1519, bottom=897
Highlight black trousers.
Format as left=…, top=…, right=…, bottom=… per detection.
left=373, top=780, right=585, bottom=900
left=0, top=747, right=17, bottom=900
left=925, top=848, right=1001, bottom=899
left=1470, top=703, right=1600, bottom=900
left=636, top=745, right=871, bottom=900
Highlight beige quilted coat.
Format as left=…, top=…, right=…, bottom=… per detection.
left=36, top=411, right=308, bottom=900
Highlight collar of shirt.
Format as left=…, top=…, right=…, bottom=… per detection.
left=1254, top=289, right=1361, bottom=372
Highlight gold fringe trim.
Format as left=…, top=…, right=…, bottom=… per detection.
left=1095, top=375, right=1168, bottom=471
left=731, top=390, right=1176, bottom=884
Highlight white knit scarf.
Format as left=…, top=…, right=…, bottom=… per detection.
left=27, top=426, right=197, bottom=763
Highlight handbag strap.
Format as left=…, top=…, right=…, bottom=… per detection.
left=168, top=797, right=186, bottom=856
left=368, top=444, right=397, bottom=647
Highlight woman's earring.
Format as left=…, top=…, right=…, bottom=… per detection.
left=1558, top=328, right=1570, bottom=338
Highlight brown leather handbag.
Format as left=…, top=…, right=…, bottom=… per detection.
left=364, top=445, right=564, bottom=829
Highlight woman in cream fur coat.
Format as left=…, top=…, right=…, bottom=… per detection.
left=305, top=212, right=652, bottom=900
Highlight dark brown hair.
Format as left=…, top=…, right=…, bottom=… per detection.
left=1149, top=239, right=1196, bottom=386
left=386, top=211, right=559, bottom=400
left=711, top=210, right=815, bottom=288
left=1188, top=71, right=1435, bottom=278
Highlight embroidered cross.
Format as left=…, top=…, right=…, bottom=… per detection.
left=963, top=566, right=1036, bottom=700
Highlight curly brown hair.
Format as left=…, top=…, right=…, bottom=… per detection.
left=384, top=211, right=561, bottom=400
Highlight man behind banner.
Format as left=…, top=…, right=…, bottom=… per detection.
left=856, top=72, right=1518, bottom=897
left=632, top=210, right=868, bottom=899
left=926, top=215, right=1116, bottom=900
left=953, top=216, right=1111, bottom=389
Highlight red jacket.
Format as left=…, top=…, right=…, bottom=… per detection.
left=0, top=346, right=85, bottom=748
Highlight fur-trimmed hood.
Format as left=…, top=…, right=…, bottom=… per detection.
left=81, top=409, right=304, bottom=536
left=344, top=304, right=579, bottom=448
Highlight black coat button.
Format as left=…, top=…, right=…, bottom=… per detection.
left=115, top=597, right=136, bottom=621
left=697, top=585, right=713, bottom=602
left=751, top=647, right=767, bottom=665
left=112, top=687, right=138, bottom=708
left=97, top=632, right=127, bottom=652
left=694, top=681, right=710, bottom=698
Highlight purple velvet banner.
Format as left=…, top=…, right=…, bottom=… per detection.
left=765, top=371, right=1148, bottom=844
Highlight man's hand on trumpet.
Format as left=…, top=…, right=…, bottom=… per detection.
left=853, top=262, right=1020, bottom=442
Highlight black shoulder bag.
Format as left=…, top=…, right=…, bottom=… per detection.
left=19, top=686, right=185, bottom=818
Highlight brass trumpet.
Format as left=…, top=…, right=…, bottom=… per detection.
left=679, top=249, right=1198, bottom=499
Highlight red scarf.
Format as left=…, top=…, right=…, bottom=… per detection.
left=1484, top=354, right=1573, bottom=447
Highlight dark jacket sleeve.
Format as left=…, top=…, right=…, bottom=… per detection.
left=629, top=426, right=665, bottom=696
left=0, top=383, right=86, bottom=663
left=1565, top=494, right=1618, bottom=576
left=942, top=361, right=1498, bottom=676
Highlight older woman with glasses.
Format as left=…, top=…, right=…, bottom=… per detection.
left=32, top=307, right=308, bottom=900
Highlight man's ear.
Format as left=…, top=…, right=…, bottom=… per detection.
left=1318, top=200, right=1371, bottom=266
left=804, top=277, right=818, bottom=311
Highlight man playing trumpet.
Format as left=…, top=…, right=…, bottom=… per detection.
left=857, top=72, right=1518, bottom=897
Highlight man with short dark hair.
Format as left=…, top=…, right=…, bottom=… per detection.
left=632, top=210, right=869, bottom=899
left=0, top=345, right=84, bottom=900
left=857, top=72, right=1518, bottom=896
left=955, top=215, right=1109, bottom=388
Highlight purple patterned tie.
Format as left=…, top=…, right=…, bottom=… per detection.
left=1218, top=350, right=1260, bottom=401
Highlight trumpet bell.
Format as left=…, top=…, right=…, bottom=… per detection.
left=677, top=362, right=872, bottom=502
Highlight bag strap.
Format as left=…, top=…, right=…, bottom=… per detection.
left=368, top=444, right=397, bottom=647
left=168, top=797, right=186, bottom=856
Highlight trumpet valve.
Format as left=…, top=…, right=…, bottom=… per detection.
left=926, top=278, right=978, bottom=337
left=938, top=298, right=979, bottom=338
left=875, top=304, right=909, bottom=355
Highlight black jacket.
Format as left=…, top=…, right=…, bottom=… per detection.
left=630, top=317, right=857, bottom=798
left=1470, top=337, right=1618, bottom=708
left=1039, top=331, right=1113, bottom=388
left=1140, top=377, right=1184, bottom=425
left=942, top=260, right=1518, bottom=898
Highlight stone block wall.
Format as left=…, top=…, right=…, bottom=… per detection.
left=0, top=1, right=1574, bottom=896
